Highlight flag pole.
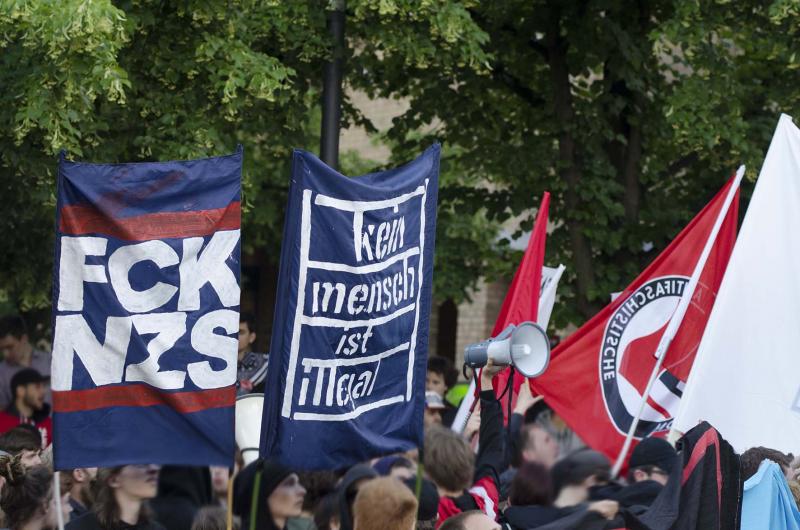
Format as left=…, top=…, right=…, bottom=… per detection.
left=611, top=166, right=745, bottom=478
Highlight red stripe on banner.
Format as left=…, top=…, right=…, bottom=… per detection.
left=53, top=385, right=235, bottom=414
left=59, top=201, right=241, bottom=240
left=682, top=428, right=723, bottom=512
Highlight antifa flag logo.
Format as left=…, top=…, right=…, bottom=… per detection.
left=599, top=276, right=690, bottom=438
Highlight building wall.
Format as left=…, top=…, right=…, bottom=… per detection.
left=453, top=279, right=509, bottom=369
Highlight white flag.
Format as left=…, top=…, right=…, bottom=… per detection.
left=451, top=264, right=565, bottom=432
left=673, top=114, right=800, bottom=453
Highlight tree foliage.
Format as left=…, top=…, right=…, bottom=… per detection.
left=360, top=0, right=800, bottom=325
left=0, top=0, right=490, bottom=311
left=2, top=0, right=800, bottom=329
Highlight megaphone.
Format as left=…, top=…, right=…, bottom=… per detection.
left=235, top=393, right=264, bottom=466
left=463, top=322, right=550, bottom=378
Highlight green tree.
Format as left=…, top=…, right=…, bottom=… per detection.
left=361, top=0, right=800, bottom=326
left=4, top=0, right=800, bottom=330
left=0, top=0, right=491, bottom=311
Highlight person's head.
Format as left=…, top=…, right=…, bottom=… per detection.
left=210, top=466, right=231, bottom=498
left=314, top=492, right=341, bottom=530
left=0, top=455, right=71, bottom=530
left=192, top=505, right=237, bottom=530
left=10, top=368, right=48, bottom=413
left=93, top=465, right=160, bottom=527
left=424, top=391, right=445, bottom=428
left=402, top=477, right=439, bottom=529
left=0, top=425, right=43, bottom=468
left=426, top=357, right=457, bottom=398
left=337, top=465, right=377, bottom=530
left=373, top=456, right=415, bottom=481
left=234, top=459, right=307, bottom=530
left=438, top=510, right=501, bottom=530
left=514, top=423, right=559, bottom=469
left=60, top=467, right=98, bottom=508
left=551, top=449, right=611, bottom=505
left=424, top=426, right=474, bottom=494
left=239, top=313, right=257, bottom=357
left=741, top=446, right=794, bottom=481
left=353, top=477, right=417, bottom=530
left=627, top=437, right=678, bottom=486
left=0, top=315, right=31, bottom=364
left=509, top=462, right=553, bottom=507
left=296, top=469, right=338, bottom=515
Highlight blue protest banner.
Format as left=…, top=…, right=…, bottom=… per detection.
left=260, top=145, right=440, bottom=469
left=51, top=149, right=242, bottom=469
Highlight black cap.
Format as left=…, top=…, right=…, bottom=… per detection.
left=403, top=476, right=439, bottom=521
left=10, top=369, right=49, bottom=395
left=629, top=437, right=678, bottom=475
left=233, top=459, right=293, bottom=518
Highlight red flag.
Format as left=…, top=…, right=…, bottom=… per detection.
left=491, top=192, right=549, bottom=419
left=532, top=177, right=739, bottom=465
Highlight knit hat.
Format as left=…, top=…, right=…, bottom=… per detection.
left=233, top=459, right=293, bottom=530
left=373, top=455, right=412, bottom=476
left=629, top=437, right=678, bottom=475
left=337, top=464, right=378, bottom=530
left=403, top=476, right=440, bottom=521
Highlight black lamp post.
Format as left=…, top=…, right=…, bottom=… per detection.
left=320, top=0, right=346, bottom=169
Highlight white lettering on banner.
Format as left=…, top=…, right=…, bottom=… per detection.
left=281, top=184, right=429, bottom=421
left=109, top=240, right=179, bottom=313
left=187, top=309, right=238, bottom=388
left=53, top=230, right=240, bottom=392
left=125, top=312, right=187, bottom=389
left=309, top=258, right=416, bottom=317
left=178, top=232, right=241, bottom=311
left=58, top=237, right=109, bottom=311
left=52, top=314, right=134, bottom=390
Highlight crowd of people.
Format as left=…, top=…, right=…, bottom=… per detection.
left=1, top=313, right=799, bottom=530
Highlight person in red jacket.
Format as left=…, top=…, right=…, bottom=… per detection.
left=426, top=360, right=505, bottom=526
left=0, top=368, right=51, bottom=447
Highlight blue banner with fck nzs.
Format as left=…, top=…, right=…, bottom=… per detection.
left=261, top=145, right=439, bottom=470
left=51, top=149, right=242, bottom=469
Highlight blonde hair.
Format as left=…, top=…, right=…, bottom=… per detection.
left=353, top=477, right=417, bottom=530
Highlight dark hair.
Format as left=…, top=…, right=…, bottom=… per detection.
left=0, top=456, right=52, bottom=529
left=439, top=510, right=483, bottom=530
left=512, top=423, right=548, bottom=468
left=297, top=469, right=338, bottom=513
left=0, top=315, right=27, bottom=339
left=92, top=467, right=153, bottom=529
left=551, top=449, right=611, bottom=494
left=741, top=447, right=793, bottom=482
left=426, top=356, right=457, bottom=390
left=0, top=425, right=42, bottom=455
left=192, top=505, right=236, bottom=530
left=313, top=492, right=340, bottom=530
left=240, top=312, right=257, bottom=334
left=510, top=462, right=553, bottom=506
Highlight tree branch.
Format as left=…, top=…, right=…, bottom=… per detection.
left=491, top=61, right=545, bottom=107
